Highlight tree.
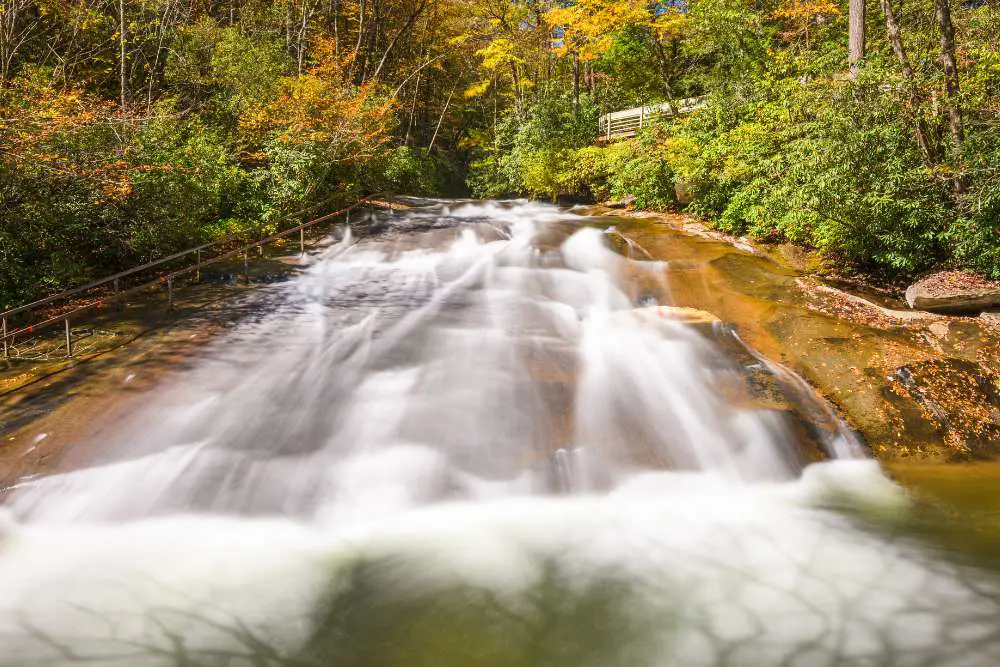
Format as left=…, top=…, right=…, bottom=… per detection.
left=933, top=0, right=963, bottom=151
left=848, top=0, right=865, bottom=78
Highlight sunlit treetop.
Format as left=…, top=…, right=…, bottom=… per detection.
left=545, top=0, right=686, bottom=60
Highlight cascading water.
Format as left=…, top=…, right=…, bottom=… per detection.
left=1, top=200, right=999, bottom=666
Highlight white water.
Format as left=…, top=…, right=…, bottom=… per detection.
left=2, top=200, right=999, bottom=666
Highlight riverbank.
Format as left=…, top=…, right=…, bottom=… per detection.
left=589, top=207, right=1000, bottom=464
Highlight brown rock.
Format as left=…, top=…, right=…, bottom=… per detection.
left=905, top=271, right=1000, bottom=314
left=635, top=305, right=721, bottom=326
left=674, top=180, right=693, bottom=205
left=604, top=195, right=636, bottom=209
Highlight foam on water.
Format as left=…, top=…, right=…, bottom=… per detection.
left=2, top=466, right=998, bottom=667
left=2, top=200, right=999, bottom=666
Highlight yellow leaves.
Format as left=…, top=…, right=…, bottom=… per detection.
left=771, top=0, right=840, bottom=21
left=464, top=80, right=491, bottom=98
left=770, top=0, right=839, bottom=44
left=239, top=72, right=394, bottom=164
left=237, top=35, right=394, bottom=162
left=545, top=6, right=576, bottom=28
left=652, top=13, right=686, bottom=40
left=544, top=0, right=683, bottom=59
left=0, top=79, right=147, bottom=204
left=475, top=38, right=524, bottom=71
left=101, top=175, right=134, bottom=201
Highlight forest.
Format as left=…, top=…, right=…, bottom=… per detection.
left=1, top=0, right=998, bottom=307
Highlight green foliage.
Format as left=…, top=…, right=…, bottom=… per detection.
left=595, top=28, right=668, bottom=108
left=563, top=138, right=676, bottom=208
left=4, top=0, right=1000, bottom=307
left=166, top=21, right=289, bottom=121
left=365, top=146, right=467, bottom=197
left=468, top=91, right=599, bottom=198
left=473, top=0, right=1000, bottom=280
left=0, top=0, right=473, bottom=308
left=667, top=81, right=953, bottom=273
left=948, top=123, right=1000, bottom=279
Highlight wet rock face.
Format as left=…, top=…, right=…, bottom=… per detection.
left=905, top=271, right=1000, bottom=314
left=885, top=358, right=1000, bottom=460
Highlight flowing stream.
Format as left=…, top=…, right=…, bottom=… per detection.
left=2, top=200, right=999, bottom=666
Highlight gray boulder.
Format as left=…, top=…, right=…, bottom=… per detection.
left=604, top=195, right=636, bottom=209
left=905, top=271, right=1000, bottom=313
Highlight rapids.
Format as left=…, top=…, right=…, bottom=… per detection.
left=1, top=200, right=999, bottom=666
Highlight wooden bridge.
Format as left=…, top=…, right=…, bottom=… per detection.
left=599, top=97, right=706, bottom=140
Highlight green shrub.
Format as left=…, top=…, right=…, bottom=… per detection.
left=663, top=81, right=951, bottom=274
left=467, top=91, right=598, bottom=198
left=365, top=145, right=466, bottom=197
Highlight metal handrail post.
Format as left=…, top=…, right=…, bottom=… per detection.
left=65, top=318, right=73, bottom=358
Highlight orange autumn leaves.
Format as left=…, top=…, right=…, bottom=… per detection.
left=771, top=0, right=840, bottom=21
left=771, top=0, right=840, bottom=42
left=240, top=38, right=395, bottom=164
left=0, top=78, right=134, bottom=200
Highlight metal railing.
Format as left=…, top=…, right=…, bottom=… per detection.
left=1, top=196, right=381, bottom=360
left=598, top=96, right=706, bottom=139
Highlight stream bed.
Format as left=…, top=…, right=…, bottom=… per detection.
left=1, top=199, right=1000, bottom=666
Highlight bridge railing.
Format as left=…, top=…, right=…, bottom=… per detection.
left=1, top=196, right=381, bottom=360
left=598, top=97, right=706, bottom=139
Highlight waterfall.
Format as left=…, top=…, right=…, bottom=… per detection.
left=1, top=199, right=998, bottom=667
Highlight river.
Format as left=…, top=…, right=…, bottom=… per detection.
left=1, top=199, right=999, bottom=666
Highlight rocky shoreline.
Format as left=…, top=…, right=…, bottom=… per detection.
left=590, top=205, right=1000, bottom=468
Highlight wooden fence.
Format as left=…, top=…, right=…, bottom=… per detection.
left=598, top=97, right=706, bottom=140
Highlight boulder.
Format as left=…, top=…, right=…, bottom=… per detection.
left=905, top=271, right=1000, bottom=314
left=604, top=195, right=636, bottom=209
left=674, top=180, right=694, bottom=205
left=634, top=305, right=721, bottom=326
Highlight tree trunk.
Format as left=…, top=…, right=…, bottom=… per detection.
left=297, top=0, right=311, bottom=77
left=146, top=0, right=179, bottom=112
left=572, top=52, right=580, bottom=115
left=369, top=0, right=428, bottom=83
left=332, top=0, right=339, bottom=55
left=848, top=0, right=866, bottom=78
left=404, top=71, right=421, bottom=144
left=428, top=83, right=457, bottom=151
left=934, top=0, right=963, bottom=150
left=350, top=0, right=369, bottom=82
left=510, top=62, right=522, bottom=112
left=0, top=0, right=39, bottom=85
left=119, top=0, right=127, bottom=112
left=879, top=0, right=935, bottom=167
